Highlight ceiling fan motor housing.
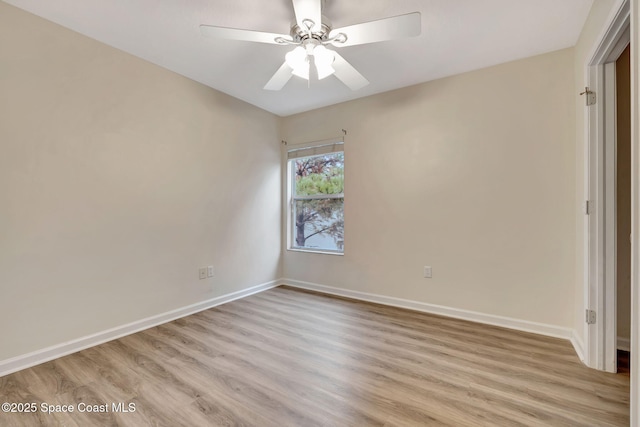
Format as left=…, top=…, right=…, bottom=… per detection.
left=290, top=20, right=332, bottom=43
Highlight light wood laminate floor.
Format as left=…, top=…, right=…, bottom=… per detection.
left=0, top=286, right=630, bottom=426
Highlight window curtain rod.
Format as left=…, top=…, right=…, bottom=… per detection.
left=285, top=132, right=345, bottom=160
left=281, top=129, right=347, bottom=147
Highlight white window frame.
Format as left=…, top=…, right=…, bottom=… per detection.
left=286, top=139, right=344, bottom=255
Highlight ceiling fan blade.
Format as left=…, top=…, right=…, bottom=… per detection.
left=329, top=12, right=421, bottom=47
left=332, top=52, right=369, bottom=91
left=264, top=62, right=294, bottom=91
left=199, top=25, right=292, bottom=44
left=292, top=0, right=322, bottom=32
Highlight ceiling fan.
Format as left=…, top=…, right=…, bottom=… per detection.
left=199, top=0, right=421, bottom=91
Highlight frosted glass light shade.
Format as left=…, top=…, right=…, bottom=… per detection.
left=286, top=46, right=306, bottom=68
left=313, top=45, right=335, bottom=80
left=292, top=61, right=310, bottom=79
left=286, top=47, right=309, bottom=79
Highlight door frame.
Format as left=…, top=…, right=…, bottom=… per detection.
left=584, top=0, right=629, bottom=372
left=630, top=1, right=639, bottom=423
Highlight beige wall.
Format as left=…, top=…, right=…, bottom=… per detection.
left=572, top=0, right=620, bottom=348
left=0, top=3, right=281, bottom=361
left=281, top=49, right=576, bottom=327
left=617, top=45, right=632, bottom=342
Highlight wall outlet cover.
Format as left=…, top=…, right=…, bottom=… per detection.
left=424, top=266, right=432, bottom=278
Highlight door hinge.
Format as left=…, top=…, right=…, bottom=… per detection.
left=586, top=309, right=596, bottom=324
left=585, top=200, right=590, bottom=215
left=580, top=87, right=596, bottom=106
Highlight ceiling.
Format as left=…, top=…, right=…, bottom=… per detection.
left=4, top=0, right=594, bottom=116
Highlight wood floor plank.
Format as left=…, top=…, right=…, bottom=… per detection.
left=0, top=286, right=630, bottom=426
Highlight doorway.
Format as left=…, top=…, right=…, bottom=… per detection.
left=583, top=0, right=630, bottom=373
left=615, top=44, right=631, bottom=373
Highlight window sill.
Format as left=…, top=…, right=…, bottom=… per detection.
left=287, top=248, right=344, bottom=256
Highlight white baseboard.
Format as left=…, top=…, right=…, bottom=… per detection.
left=282, top=278, right=574, bottom=341
left=571, top=330, right=586, bottom=362
left=0, top=280, right=280, bottom=377
left=617, top=336, right=631, bottom=352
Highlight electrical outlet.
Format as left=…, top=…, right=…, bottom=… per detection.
left=424, top=266, right=432, bottom=278
left=207, top=266, right=214, bottom=278
left=199, top=268, right=207, bottom=280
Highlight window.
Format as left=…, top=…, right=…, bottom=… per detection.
left=288, top=142, right=344, bottom=254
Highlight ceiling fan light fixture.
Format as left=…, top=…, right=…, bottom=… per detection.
left=285, top=46, right=307, bottom=69
left=316, top=63, right=335, bottom=80
left=291, top=61, right=310, bottom=79
left=313, top=45, right=335, bottom=79
left=285, top=46, right=310, bottom=79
